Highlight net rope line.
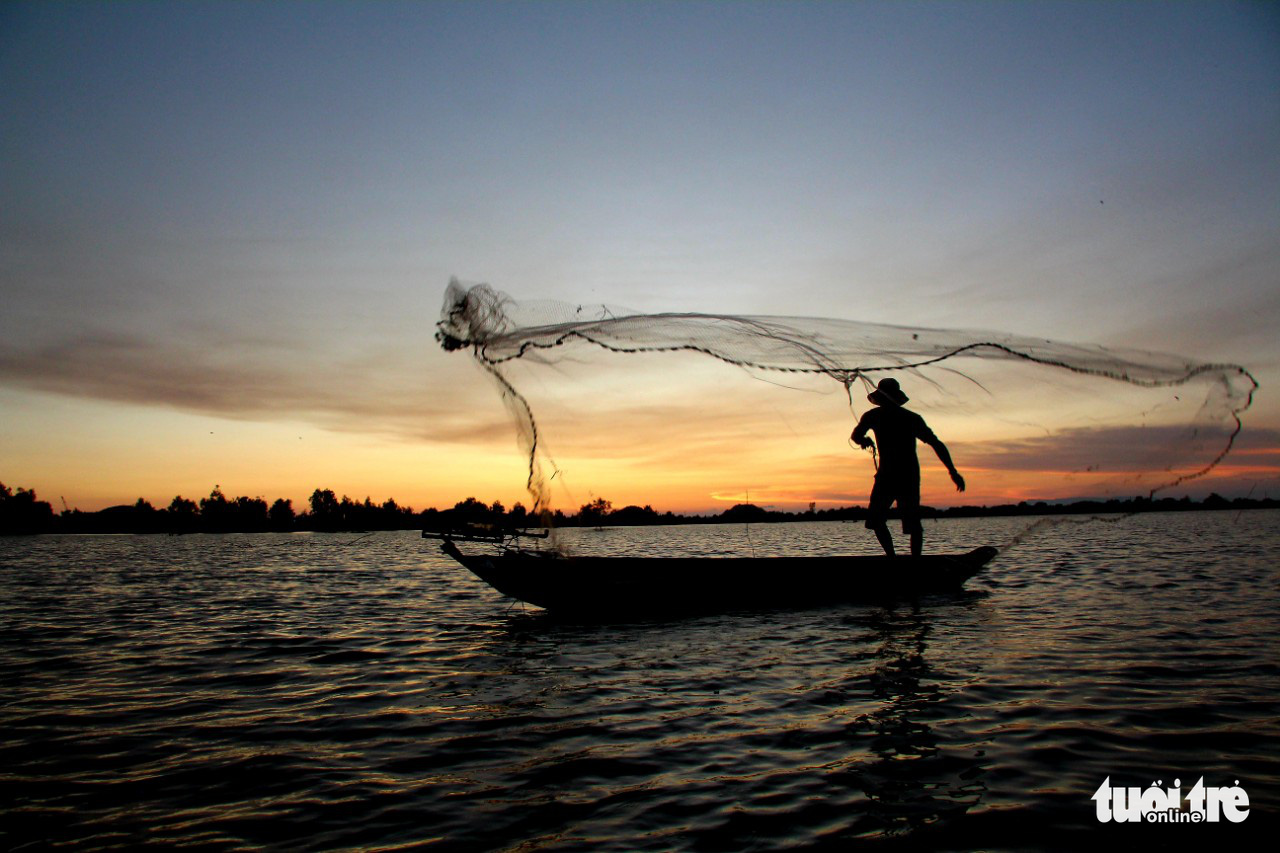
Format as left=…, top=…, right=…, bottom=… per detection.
left=438, top=280, right=1259, bottom=516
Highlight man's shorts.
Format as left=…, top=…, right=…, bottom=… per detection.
left=865, top=471, right=922, bottom=535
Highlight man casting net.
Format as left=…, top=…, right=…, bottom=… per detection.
left=436, top=279, right=1257, bottom=539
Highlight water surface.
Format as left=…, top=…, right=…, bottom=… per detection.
left=2, top=512, right=1277, bottom=849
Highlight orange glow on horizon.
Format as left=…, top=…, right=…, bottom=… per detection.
left=5, top=382, right=1276, bottom=515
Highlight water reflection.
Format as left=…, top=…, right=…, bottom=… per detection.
left=835, top=602, right=987, bottom=843
left=448, top=596, right=992, bottom=848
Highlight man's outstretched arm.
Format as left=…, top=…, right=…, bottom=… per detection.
left=926, top=437, right=966, bottom=492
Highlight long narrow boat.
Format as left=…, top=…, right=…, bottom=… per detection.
left=428, top=530, right=998, bottom=616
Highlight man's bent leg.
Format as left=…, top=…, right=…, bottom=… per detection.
left=866, top=477, right=896, bottom=557
left=871, top=523, right=896, bottom=557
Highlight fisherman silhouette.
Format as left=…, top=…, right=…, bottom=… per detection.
left=852, top=378, right=965, bottom=557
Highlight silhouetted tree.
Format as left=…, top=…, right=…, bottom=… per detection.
left=269, top=498, right=295, bottom=530
left=577, top=497, right=612, bottom=525
left=232, top=496, right=270, bottom=531
left=167, top=496, right=199, bottom=532
left=200, top=488, right=232, bottom=532
left=309, top=488, right=341, bottom=530
left=336, top=495, right=358, bottom=528
left=0, top=482, right=55, bottom=534
left=720, top=503, right=770, bottom=523
left=131, top=498, right=161, bottom=533
left=379, top=498, right=414, bottom=529
left=451, top=496, right=494, bottom=526
left=610, top=504, right=659, bottom=526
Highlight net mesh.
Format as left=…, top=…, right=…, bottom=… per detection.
left=437, top=279, right=1257, bottom=526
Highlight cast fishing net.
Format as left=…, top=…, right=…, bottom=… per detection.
left=436, top=279, right=1257, bottom=528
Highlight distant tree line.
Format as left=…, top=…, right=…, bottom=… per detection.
left=9, top=487, right=426, bottom=534
left=1, top=480, right=1277, bottom=536
left=0, top=482, right=55, bottom=535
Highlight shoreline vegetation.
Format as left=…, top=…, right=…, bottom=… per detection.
left=2, top=482, right=1276, bottom=536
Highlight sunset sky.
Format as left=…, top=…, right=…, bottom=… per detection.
left=3, top=1, right=1278, bottom=514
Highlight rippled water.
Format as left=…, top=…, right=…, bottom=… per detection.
left=2, top=512, right=1277, bottom=850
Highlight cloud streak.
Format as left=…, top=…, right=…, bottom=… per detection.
left=0, top=327, right=513, bottom=445
left=953, top=425, right=1278, bottom=474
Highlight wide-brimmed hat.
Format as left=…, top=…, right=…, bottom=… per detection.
left=868, top=377, right=908, bottom=406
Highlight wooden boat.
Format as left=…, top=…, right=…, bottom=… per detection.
left=426, top=529, right=998, bottom=616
